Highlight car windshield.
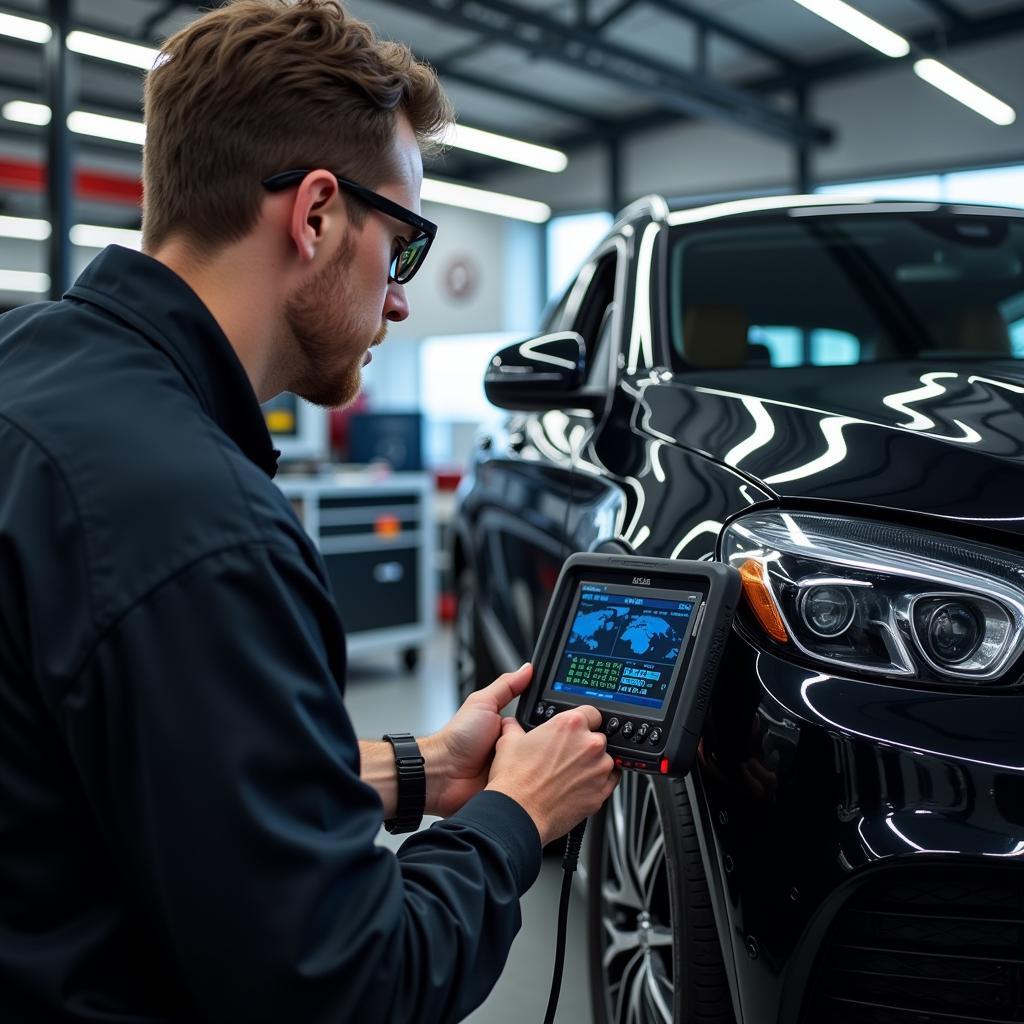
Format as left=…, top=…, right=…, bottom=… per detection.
left=667, top=212, right=1024, bottom=371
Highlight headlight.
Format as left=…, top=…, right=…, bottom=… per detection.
left=720, top=512, right=1024, bottom=685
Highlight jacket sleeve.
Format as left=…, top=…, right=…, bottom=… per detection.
left=55, top=541, right=542, bottom=1024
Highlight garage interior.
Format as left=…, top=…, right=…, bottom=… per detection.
left=1, top=1, right=1023, bottom=1022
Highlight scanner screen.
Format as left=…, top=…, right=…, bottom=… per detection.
left=544, top=580, right=704, bottom=716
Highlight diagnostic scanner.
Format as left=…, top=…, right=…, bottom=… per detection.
left=516, top=553, right=740, bottom=777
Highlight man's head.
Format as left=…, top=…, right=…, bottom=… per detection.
left=142, top=0, right=452, bottom=407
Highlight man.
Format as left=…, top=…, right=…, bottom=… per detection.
left=0, top=2, right=618, bottom=1021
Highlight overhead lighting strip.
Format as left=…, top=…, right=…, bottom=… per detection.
left=913, top=59, right=1016, bottom=126
left=442, top=124, right=567, bottom=173
left=791, top=0, right=909, bottom=58
left=0, top=214, right=142, bottom=249
left=790, top=0, right=1016, bottom=124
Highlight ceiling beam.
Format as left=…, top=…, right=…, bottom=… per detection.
left=593, top=0, right=638, bottom=33
left=377, top=0, right=831, bottom=145
left=912, top=0, right=968, bottom=29
left=643, top=0, right=803, bottom=70
left=434, top=65, right=607, bottom=127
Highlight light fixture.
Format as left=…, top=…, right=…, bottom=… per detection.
left=421, top=178, right=551, bottom=223
left=3, top=101, right=146, bottom=144
left=0, top=269, right=49, bottom=293
left=791, top=0, right=910, bottom=58
left=0, top=11, right=51, bottom=45
left=442, top=124, right=567, bottom=173
left=914, top=58, right=1016, bottom=126
left=0, top=216, right=141, bottom=249
left=67, top=110, right=146, bottom=145
left=0, top=215, right=50, bottom=240
left=3, top=100, right=51, bottom=126
left=66, top=30, right=159, bottom=70
left=71, top=224, right=142, bottom=249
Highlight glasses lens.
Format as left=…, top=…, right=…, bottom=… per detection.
left=392, top=235, right=428, bottom=283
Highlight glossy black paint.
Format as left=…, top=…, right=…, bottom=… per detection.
left=453, top=199, right=1024, bottom=1024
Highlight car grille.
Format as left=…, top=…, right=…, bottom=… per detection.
left=802, top=866, right=1024, bottom=1024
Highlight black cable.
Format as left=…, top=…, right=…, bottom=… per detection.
left=542, top=819, right=587, bottom=1024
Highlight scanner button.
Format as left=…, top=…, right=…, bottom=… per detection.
left=648, top=728, right=662, bottom=745
left=534, top=703, right=547, bottom=719
left=620, top=721, right=635, bottom=739
left=605, top=716, right=621, bottom=736
left=635, top=723, right=650, bottom=742
left=544, top=705, right=556, bottom=719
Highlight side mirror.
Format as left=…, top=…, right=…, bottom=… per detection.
left=484, top=332, right=602, bottom=411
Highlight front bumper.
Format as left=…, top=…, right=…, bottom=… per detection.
left=696, top=638, right=1024, bottom=1024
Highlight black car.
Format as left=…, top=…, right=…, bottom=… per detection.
left=452, top=195, right=1024, bottom=1024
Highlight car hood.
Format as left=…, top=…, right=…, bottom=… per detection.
left=639, top=360, right=1024, bottom=535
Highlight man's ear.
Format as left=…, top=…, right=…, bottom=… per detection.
left=287, top=170, right=343, bottom=264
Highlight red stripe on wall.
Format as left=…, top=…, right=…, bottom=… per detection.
left=0, top=157, right=141, bottom=205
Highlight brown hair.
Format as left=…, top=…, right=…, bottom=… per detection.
left=141, top=0, right=452, bottom=252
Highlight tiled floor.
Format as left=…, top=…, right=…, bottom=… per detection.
left=345, top=628, right=592, bottom=1024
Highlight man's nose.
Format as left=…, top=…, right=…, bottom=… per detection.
left=384, top=280, right=409, bottom=323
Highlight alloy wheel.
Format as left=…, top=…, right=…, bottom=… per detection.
left=598, top=771, right=675, bottom=1023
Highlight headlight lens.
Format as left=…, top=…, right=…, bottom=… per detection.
left=721, top=512, right=1024, bottom=684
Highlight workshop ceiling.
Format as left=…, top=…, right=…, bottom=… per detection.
left=0, top=0, right=1022, bottom=214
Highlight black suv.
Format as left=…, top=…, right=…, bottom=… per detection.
left=453, top=196, right=1024, bottom=1024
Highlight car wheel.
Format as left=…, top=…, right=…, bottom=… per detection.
left=454, top=568, right=498, bottom=703
left=588, top=772, right=734, bottom=1024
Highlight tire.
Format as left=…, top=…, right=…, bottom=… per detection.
left=588, top=772, right=735, bottom=1024
left=454, top=568, right=499, bottom=704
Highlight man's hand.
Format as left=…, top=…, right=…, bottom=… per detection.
left=486, top=707, right=620, bottom=846
left=421, top=663, right=533, bottom=819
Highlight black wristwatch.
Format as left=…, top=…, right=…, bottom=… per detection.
left=382, top=733, right=426, bottom=834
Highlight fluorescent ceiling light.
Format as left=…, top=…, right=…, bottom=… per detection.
left=0, top=217, right=140, bottom=249
left=0, top=269, right=49, bottom=293
left=67, top=110, right=146, bottom=144
left=791, top=0, right=909, bottom=58
left=71, top=224, right=142, bottom=249
left=3, top=101, right=147, bottom=144
left=914, top=58, right=1016, bottom=126
left=0, top=215, right=50, bottom=240
left=0, top=12, right=50, bottom=44
left=67, top=30, right=159, bottom=70
left=3, top=100, right=51, bottom=126
left=421, top=178, right=551, bottom=222
left=442, top=124, right=568, bottom=173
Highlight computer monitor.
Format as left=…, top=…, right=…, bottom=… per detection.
left=348, top=411, right=423, bottom=471
left=262, top=393, right=328, bottom=463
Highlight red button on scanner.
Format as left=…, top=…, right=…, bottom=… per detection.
left=660, top=758, right=669, bottom=774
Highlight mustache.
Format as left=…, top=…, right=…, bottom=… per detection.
left=372, top=325, right=388, bottom=348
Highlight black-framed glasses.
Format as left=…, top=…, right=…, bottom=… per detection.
left=262, top=168, right=437, bottom=284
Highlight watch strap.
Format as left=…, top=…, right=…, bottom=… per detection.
left=382, top=732, right=425, bottom=834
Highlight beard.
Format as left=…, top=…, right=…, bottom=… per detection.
left=283, top=231, right=387, bottom=409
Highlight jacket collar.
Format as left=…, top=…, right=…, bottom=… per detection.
left=67, top=245, right=280, bottom=478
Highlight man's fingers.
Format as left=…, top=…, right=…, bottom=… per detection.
left=500, top=716, right=524, bottom=738
left=572, top=704, right=604, bottom=731
left=472, top=662, right=533, bottom=711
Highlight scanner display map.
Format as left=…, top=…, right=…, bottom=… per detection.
left=568, top=606, right=682, bottom=664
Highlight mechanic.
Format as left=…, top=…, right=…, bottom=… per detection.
left=0, top=2, right=619, bottom=1021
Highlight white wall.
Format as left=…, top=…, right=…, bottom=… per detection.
left=361, top=200, right=543, bottom=411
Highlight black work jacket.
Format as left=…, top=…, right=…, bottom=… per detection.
left=0, top=246, right=540, bottom=1023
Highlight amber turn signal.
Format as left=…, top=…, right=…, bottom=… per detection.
left=739, top=559, right=789, bottom=643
